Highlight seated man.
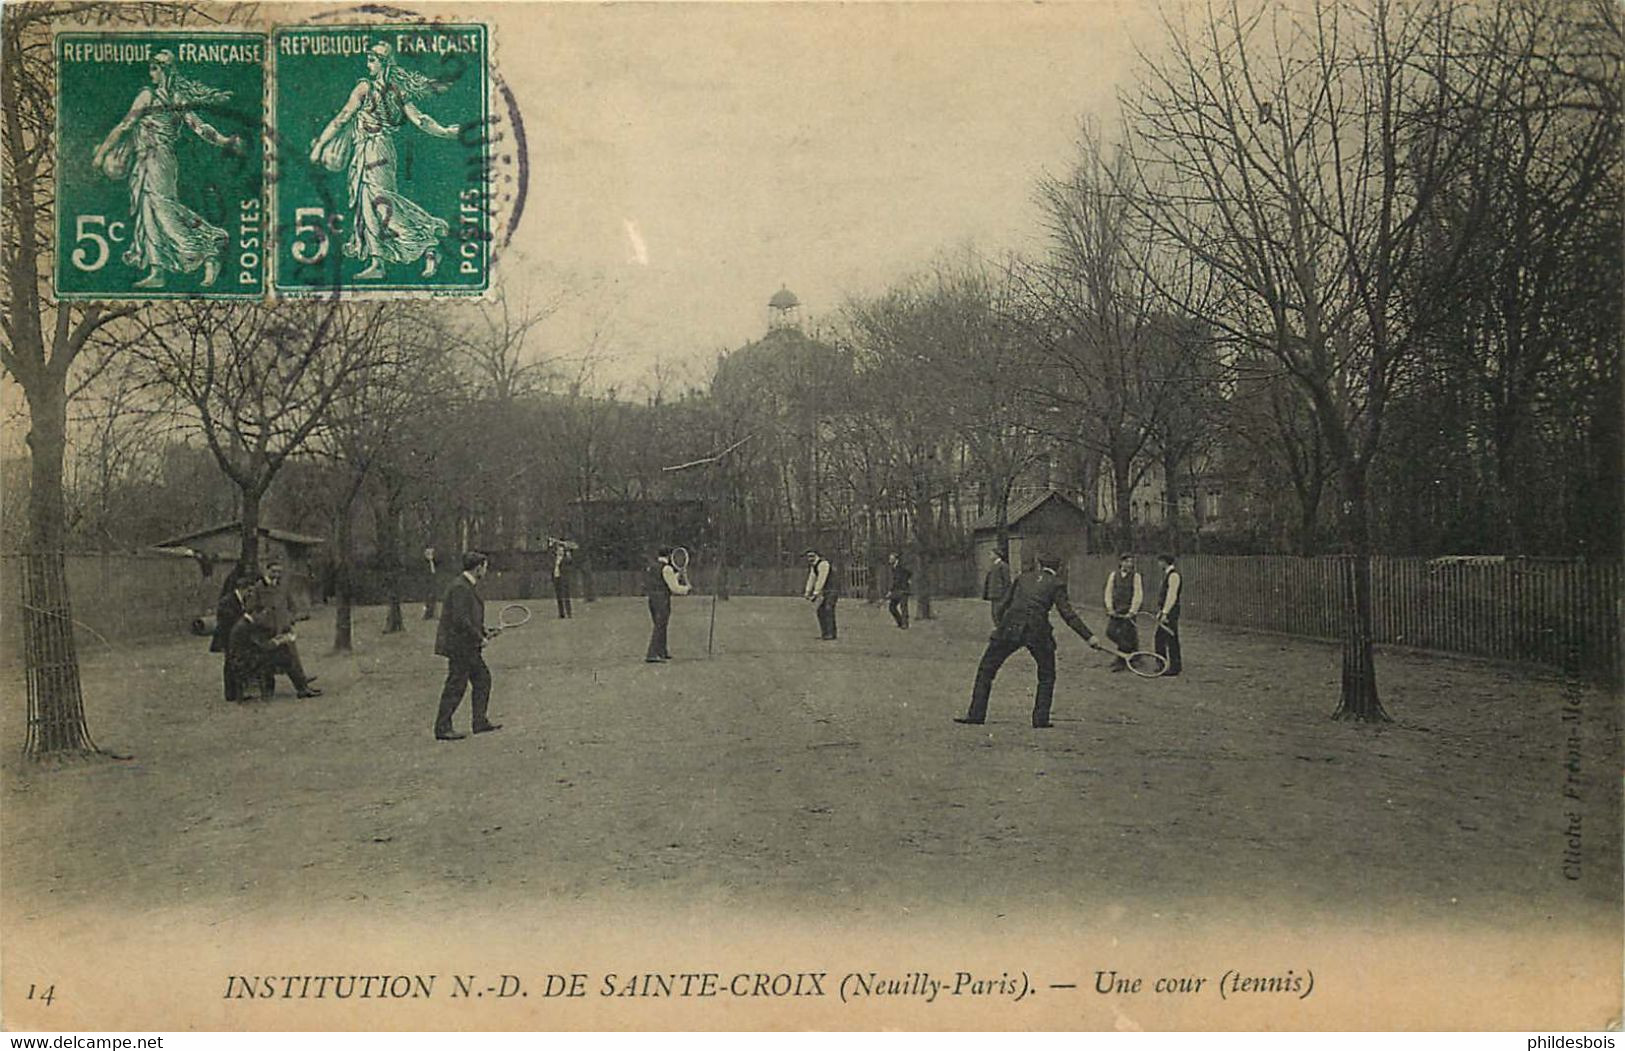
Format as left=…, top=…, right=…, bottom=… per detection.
left=227, top=606, right=322, bottom=700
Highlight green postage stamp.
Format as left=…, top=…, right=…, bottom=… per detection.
left=271, top=24, right=492, bottom=295
left=55, top=33, right=268, bottom=299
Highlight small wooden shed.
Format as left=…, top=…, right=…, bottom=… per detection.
left=970, top=489, right=1090, bottom=577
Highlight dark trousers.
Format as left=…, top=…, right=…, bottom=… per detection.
left=647, top=595, right=671, bottom=659
left=1154, top=612, right=1182, bottom=674
left=277, top=641, right=312, bottom=690
left=1106, top=614, right=1139, bottom=668
left=435, top=652, right=492, bottom=734
left=816, top=593, right=839, bottom=638
left=966, top=636, right=1058, bottom=726
left=888, top=592, right=910, bottom=628
left=554, top=579, right=572, bottom=618
left=226, top=643, right=309, bottom=700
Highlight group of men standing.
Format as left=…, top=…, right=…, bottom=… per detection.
left=956, top=549, right=1184, bottom=728
left=422, top=539, right=1187, bottom=742
left=209, top=561, right=323, bottom=702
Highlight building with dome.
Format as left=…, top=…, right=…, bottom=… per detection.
left=767, top=285, right=802, bottom=331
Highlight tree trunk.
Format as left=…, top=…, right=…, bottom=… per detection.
left=994, top=477, right=1013, bottom=562
left=20, top=383, right=99, bottom=757
left=913, top=506, right=933, bottom=620
left=1295, top=489, right=1322, bottom=556
left=333, top=484, right=359, bottom=651
left=238, top=486, right=264, bottom=573
left=1331, top=469, right=1390, bottom=723
left=378, top=485, right=405, bottom=633
left=1111, top=453, right=1135, bottom=552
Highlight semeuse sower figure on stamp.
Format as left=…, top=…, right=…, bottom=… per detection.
left=956, top=551, right=1102, bottom=729
left=309, top=41, right=462, bottom=280
left=92, top=50, right=242, bottom=290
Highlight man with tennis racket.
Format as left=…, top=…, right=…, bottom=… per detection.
left=1102, top=552, right=1144, bottom=672
left=1154, top=553, right=1183, bottom=676
left=803, top=548, right=839, bottom=640
left=644, top=546, right=691, bottom=662
left=956, top=551, right=1103, bottom=729
left=432, top=551, right=502, bottom=740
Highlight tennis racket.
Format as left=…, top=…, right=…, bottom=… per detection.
left=1093, top=639, right=1169, bottom=678
left=485, top=602, right=532, bottom=640
left=671, top=546, right=692, bottom=588
left=1136, top=610, right=1172, bottom=639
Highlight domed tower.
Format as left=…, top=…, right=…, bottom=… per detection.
left=768, top=285, right=802, bottom=332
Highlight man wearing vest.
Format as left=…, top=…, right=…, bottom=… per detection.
left=886, top=552, right=911, bottom=629
left=433, top=551, right=501, bottom=740
left=645, top=547, right=691, bottom=662
left=1102, top=553, right=1143, bottom=672
left=803, top=548, right=840, bottom=640
left=956, top=551, right=1102, bottom=728
left=1155, top=552, right=1183, bottom=676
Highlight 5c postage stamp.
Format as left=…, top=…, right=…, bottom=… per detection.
left=270, top=23, right=492, bottom=296
left=54, top=32, right=268, bottom=300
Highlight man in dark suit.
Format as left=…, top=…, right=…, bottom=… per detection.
left=982, top=549, right=1012, bottom=625
left=433, top=551, right=501, bottom=740
left=552, top=541, right=575, bottom=619
left=225, top=603, right=321, bottom=700
left=885, top=552, right=912, bottom=629
left=956, top=551, right=1102, bottom=729
left=212, top=569, right=252, bottom=701
left=254, top=560, right=317, bottom=694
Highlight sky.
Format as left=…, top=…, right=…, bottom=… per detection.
left=466, top=1, right=1171, bottom=388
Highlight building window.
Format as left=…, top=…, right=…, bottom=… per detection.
left=1203, top=491, right=1221, bottom=520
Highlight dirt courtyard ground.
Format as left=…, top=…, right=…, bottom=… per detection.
left=2, top=595, right=1619, bottom=1028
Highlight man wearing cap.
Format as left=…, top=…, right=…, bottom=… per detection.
left=956, top=551, right=1102, bottom=729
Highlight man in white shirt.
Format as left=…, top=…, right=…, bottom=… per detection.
left=1154, top=552, right=1183, bottom=676
left=803, top=548, right=839, bottom=640
left=645, top=546, right=691, bottom=662
left=1102, top=553, right=1143, bottom=671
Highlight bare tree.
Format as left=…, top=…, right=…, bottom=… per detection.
left=1030, top=132, right=1214, bottom=551
left=1420, top=0, right=1621, bottom=551
left=321, top=304, right=456, bottom=649
left=0, top=1, right=255, bottom=757
left=129, top=300, right=392, bottom=573
left=1122, top=0, right=1503, bottom=720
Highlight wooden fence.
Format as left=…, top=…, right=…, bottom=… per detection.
left=1067, top=554, right=1620, bottom=680
left=4, top=551, right=1615, bottom=679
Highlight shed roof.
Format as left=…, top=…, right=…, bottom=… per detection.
left=155, top=522, right=327, bottom=548
left=970, top=489, right=1087, bottom=533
